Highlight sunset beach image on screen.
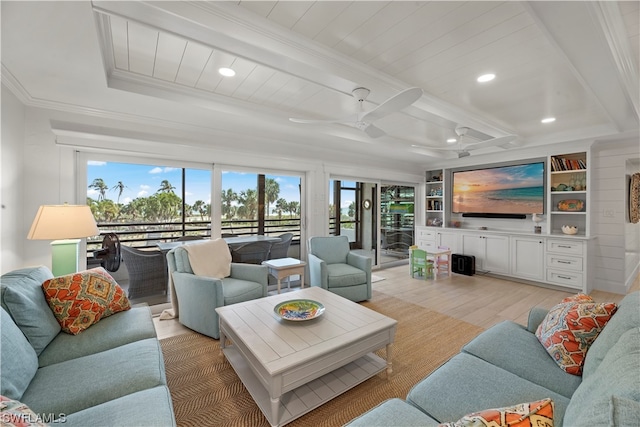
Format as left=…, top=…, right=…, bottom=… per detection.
left=452, top=162, right=545, bottom=215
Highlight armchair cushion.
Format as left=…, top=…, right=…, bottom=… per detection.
left=327, top=264, right=367, bottom=288
left=309, top=236, right=350, bottom=264
left=184, top=238, right=231, bottom=279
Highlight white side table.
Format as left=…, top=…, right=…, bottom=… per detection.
left=262, top=257, right=306, bottom=294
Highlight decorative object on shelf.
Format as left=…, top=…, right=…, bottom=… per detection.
left=432, top=218, right=443, bottom=227
left=630, top=173, right=640, bottom=224
left=532, top=213, right=543, bottom=234
left=450, top=220, right=462, bottom=228
left=557, top=199, right=585, bottom=212
left=561, top=225, right=579, bottom=235
left=556, top=183, right=567, bottom=191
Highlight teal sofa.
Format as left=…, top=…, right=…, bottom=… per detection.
left=0, top=266, right=176, bottom=426
left=346, top=291, right=640, bottom=426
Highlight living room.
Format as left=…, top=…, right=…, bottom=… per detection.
left=1, top=1, right=639, bottom=426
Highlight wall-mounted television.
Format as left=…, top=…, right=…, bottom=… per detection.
left=452, top=161, right=545, bottom=218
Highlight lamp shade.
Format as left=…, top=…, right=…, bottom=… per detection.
left=28, top=204, right=99, bottom=240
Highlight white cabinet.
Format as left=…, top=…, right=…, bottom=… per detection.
left=415, top=227, right=437, bottom=251
left=461, top=233, right=509, bottom=274
left=510, top=236, right=545, bottom=281
left=545, top=239, right=586, bottom=290
left=436, top=230, right=460, bottom=254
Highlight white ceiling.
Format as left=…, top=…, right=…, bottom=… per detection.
left=1, top=1, right=638, bottom=171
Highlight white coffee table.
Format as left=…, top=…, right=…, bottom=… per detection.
left=262, top=257, right=306, bottom=293
left=216, top=287, right=397, bottom=427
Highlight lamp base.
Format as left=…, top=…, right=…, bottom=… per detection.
left=51, top=239, right=81, bottom=277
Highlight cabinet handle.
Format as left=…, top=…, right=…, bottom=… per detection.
left=558, top=245, right=572, bottom=249
left=558, top=275, right=572, bottom=280
left=557, top=260, right=571, bottom=264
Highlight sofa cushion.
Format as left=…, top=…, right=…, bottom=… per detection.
left=345, top=398, right=440, bottom=427
left=406, top=353, right=571, bottom=425
left=563, top=327, right=640, bottom=425
left=462, top=321, right=581, bottom=398
left=327, top=264, right=366, bottom=288
left=0, top=395, right=47, bottom=426
left=0, top=266, right=60, bottom=355
left=183, top=238, right=231, bottom=278
left=583, top=291, right=640, bottom=378
left=42, top=267, right=130, bottom=335
left=38, top=305, right=156, bottom=367
left=439, top=398, right=554, bottom=427
left=222, top=277, right=267, bottom=305
left=0, top=309, right=39, bottom=400
left=61, top=386, right=176, bottom=427
left=535, top=294, right=617, bottom=375
left=21, top=338, right=166, bottom=416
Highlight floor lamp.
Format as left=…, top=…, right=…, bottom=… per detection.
left=28, top=204, right=99, bottom=277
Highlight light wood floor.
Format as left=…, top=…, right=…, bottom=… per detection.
left=153, top=265, right=638, bottom=340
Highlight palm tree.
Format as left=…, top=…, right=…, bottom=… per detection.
left=221, top=188, right=237, bottom=220
left=287, top=201, right=300, bottom=217
left=237, top=189, right=258, bottom=220
left=111, top=181, right=128, bottom=203
left=275, top=198, right=287, bottom=219
left=264, top=178, right=280, bottom=218
left=157, top=180, right=175, bottom=194
left=192, top=200, right=207, bottom=220
left=89, top=178, right=108, bottom=201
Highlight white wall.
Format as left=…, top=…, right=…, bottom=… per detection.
left=591, top=140, right=640, bottom=293
left=1, top=85, right=26, bottom=273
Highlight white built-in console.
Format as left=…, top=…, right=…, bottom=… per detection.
left=418, top=150, right=594, bottom=293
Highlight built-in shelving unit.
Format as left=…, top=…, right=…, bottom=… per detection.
left=425, top=169, right=444, bottom=227
left=548, top=151, right=589, bottom=236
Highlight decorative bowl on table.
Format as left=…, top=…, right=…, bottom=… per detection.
left=274, top=299, right=325, bottom=321
left=561, top=225, right=578, bottom=235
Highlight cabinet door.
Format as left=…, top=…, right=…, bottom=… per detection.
left=511, top=237, right=545, bottom=280
left=484, top=235, right=510, bottom=274
left=437, top=231, right=459, bottom=254
left=461, top=234, right=485, bottom=270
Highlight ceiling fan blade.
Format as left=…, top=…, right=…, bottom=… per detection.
left=362, top=123, right=386, bottom=138
left=361, top=87, right=423, bottom=123
left=465, top=135, right=517, bottom=150
left=289, top=117, right=348, bottom=125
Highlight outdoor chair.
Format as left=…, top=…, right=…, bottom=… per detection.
left=230, top=241, right=273, bottom=264
left=307, top=235, right=372, bottom=302
left=268, top=233, right=294, bottom=259
left=120, top=245, right=168, bottom=299
left=166, top=242, right=268, bottom=339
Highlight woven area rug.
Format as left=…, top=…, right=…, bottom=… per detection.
left=160, top=291, right=484, bottom=427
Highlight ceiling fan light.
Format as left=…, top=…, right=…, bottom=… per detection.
left=541, top=117, right=556, bottom=123
left=447, top=138, right=457, bottom=144
left=477, top=73, right=495, bottom=83
left=218, top=67, right=236, bottom=77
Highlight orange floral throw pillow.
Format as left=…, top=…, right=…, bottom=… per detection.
left=439, top=398, right=554, bottom=427
left=42, top=267, right=130, bottom=335
left=535, top=293, right=617, bottom=375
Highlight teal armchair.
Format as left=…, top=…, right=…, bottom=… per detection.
left=307, top=236, right=372, bottom=302
left=166, top=246, right=268, bottom=339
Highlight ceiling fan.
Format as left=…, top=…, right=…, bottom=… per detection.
left=433, top=126, right=518, bottom=158
left=289, top=87, right=423, bottom=138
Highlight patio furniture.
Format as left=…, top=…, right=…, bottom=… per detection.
left=230, top=240, right=273, bottom=264
left=307, top=235, right=372, bottom=302
left=120, top=245, right=168, bottom=299
left=268, top=232, right=294, bottom=259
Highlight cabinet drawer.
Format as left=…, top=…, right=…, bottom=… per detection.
left=416, top=240, right=436, bottom=251
left=546, top=269, right=583, bottom=289
left=546, top=239, right=584, bottom=256
left=416, top=229, right=437, bottom=241
left=546, top=254, right=583, bottom=272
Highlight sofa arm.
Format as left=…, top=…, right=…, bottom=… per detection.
left=230, top=263, right=268, bottom=287
left=307, top=253, right=327, bottom=288
left=527, top=306, right=549, bottom=333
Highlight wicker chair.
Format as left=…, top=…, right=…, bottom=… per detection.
left=120, top=245, right=168, bottom=299
left=268, top=233, right=294, bottom=259
left=230, top=241, right=273, bottom=264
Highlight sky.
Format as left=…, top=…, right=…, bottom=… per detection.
left=86, top=161, right=301, bottom=206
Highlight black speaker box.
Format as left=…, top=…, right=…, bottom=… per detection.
left=452, top=254, right=475, bottom=276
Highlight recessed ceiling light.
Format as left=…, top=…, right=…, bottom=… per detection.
left=218, top=67, right=236, bottom=77
left=447, top=138, right=457, bottom=144
left=541, top=117, right=556, bottom=124
left=477, top=73, right=495, bottom=83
